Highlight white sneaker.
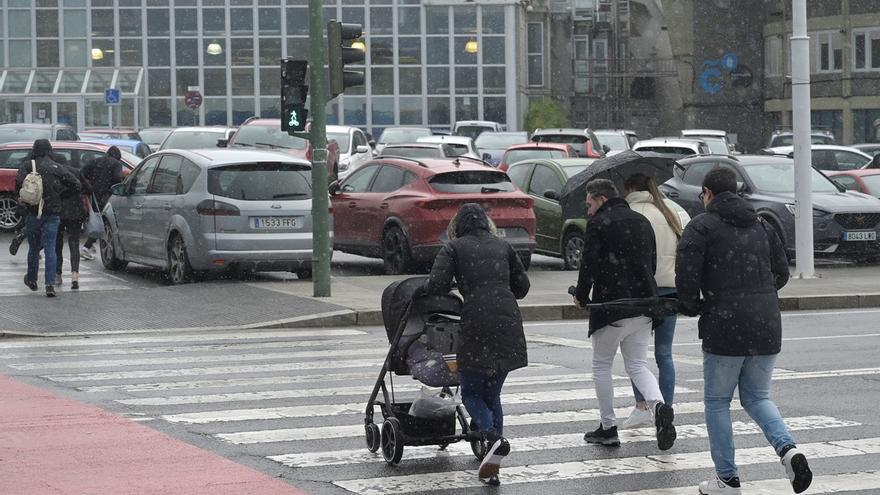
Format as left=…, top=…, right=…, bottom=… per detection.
left=620, top=406, right=654, bottom=430
left=80, top=246, right=94, bottom=260
left=781, top=447, right=812, bottom=493
left=698, top=476, right=742, bottom=494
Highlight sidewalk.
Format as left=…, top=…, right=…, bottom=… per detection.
left=0, top=374, right=309, bottom=495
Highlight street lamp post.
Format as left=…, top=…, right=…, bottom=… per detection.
left=791, top=0, right=815, bottom=278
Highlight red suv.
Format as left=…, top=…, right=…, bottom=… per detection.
left=498, top=143, right=578, bottom=171
left=0, top=141, right=139, bottom=232
left=530, top=128, right=605, bottom=159
left=330, top=156, right=536, bottom=274
left=226, top=118, right=340, bottom=179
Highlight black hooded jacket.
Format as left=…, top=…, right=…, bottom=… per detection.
left=575, top=197, right=658, bottom=335
left=675, top=191, right=790, bottom=356
left=14, top=140, right=80, bottom=217
left=81, top=146, right=124, bottom=207
left=422, top=203, right=530, bottom=374
left=57, top=160, right=91, bottom=222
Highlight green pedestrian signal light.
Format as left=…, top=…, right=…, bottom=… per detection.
left=280, top=58, right=309, bottom=134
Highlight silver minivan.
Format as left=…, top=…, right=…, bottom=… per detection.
left=101, top=149, right=324, bottom=284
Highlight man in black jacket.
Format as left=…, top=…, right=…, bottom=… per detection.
left=15, top=140, right=80, bottom=297
left=573, top=179, right=676, bottom=451
left=676, top=168, right=812, bottom=495
left=80, top=146, right=124, bottom=259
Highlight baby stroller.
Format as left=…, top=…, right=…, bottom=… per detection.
left=364, top=276, right=485, bottom=465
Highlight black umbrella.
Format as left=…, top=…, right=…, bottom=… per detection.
left=559, top=150, right=679, bottom=222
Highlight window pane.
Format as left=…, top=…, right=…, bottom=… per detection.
left=873, top=37, right=880, bottom=68
left=231, top=38, right=254, bottom=65
left=483, top=66, right=505, bottom=94
left=428, top=97, right=450, bottom=126
left=119, top=9, right=142, bottom=36
left=856, top=34, right=866, bottom=69
left=372, top=97, right=394, bottom=125
left=427, top=37, right=448, bottom=65
left=260, top=97, right=280, bottom=118
left=148, top=38, right=170, bottom=66
left=455, top=38, right=477, bottom=65
left=455, top=96, right=478, bottom=121
left=231, top=68, right=255, bottom=95
left=147, top=9, right=169, bottom=36
left=31, top=71, right=59, bottom=93
left=260, top=68, right=280, bottom=95
left=148, top=69, right=171, bottom=96
left=341, top=7, right=365, bottom=27
left=528, top=55, right=543, bottom=86
left=528, top=23, right=542, bottom=53
left=91, top=9, right=115, bottom=37
left=286, top=8, right=308, bottom=35
left=86, top=70, right=114, bottom=92
left=36, top=10, right=59, bottom=37
left=9, top=40, right=31, bottom=67
left=204, top=69, right=227, bottom=96
left=176, top=38, right=198, bottom=66
left=344, top=97, right=366, bottom=125
left=399, top=67, right=421, bottom=95
left=9, top=11, right=31, bottom=37
left=398, top=7, right=420, bottom=35
left=58, top=71, right=86, bottom=92
left=91, top=38, right=114, bottom=67
left=820, top=41, right=829, bottom=70
left=370, top=8, right=393, bottom=35
left=371, top=37, right=393, bottom=65
left=176, top=69, right=198, bottom=96
left=64, top=41, right=88, bottom=67
left=259, top=38, right=282, bottom=65
left=120, top=39, right=143, bottom=66
left=482, top=37, right=505, bottom=64
left=426, top=7, right=448, bottom=35
left=259, top=8, right=281, bottom=34
left=64, top=10, right=87, bottom=37
left=117, top=70, right=140, bottom=92
left=398, top=37, right=421, bottom=64
left=427, top=67, right=449, bottom=94
left=232, top=99, right=255, bottom=125
left=231, top=8, right=253, bottom=34
left=455, top=67, right=478, bottom=94
left=203, top=9, right=225, bottom=35
left=204, top=40, right=225, bottom=66
left=371, top=67, right=393, bottom=95
left=36, top=40, right=60, bottom=67
left=454, top=7, right=476, bottom=35
left=482, top=6, right=505, bottom=34
left=175, top=9, right=197, bottom=36
left=205, top=99, right=227, bottom=126
left=484, top=97, right=506, bottom=123
left=399, top=97, right=423, bottom=125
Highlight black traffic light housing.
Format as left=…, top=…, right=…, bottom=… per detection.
left=281, top=58, right=309, bottom=134
left=327, top=21, right=365, bottom=98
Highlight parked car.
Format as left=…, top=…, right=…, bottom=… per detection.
left=226, top=118, right=340, bottom=179
left=80, top=128, right=143, bottom=142
left=329, top=156, right=536, bottom=274
left=474, top=132, right=531, bottom=166
left=660, top=154, right=880, bottom=261
left=374, top=127, right=433, bottom=155
left=767, top=129, right=835, bottom=148
left=379, top=143, right=481, bottom=161
left=827, top=169, right=880, bottom=198
left=158, top=126, right=236, bottom=151
left=80, top=137, right=152, bottom=158
left=139, top=127, right=175, bottom=152
left=633, top=137, right=710, bottom=157
left=327, top=125, right=373, bottom=180
left=680, top=129, right=732, bottom=154
left=594, top=129, right=639, bottom=155
left=762, top=145, right=872, bottom=172
left=853, top=143, right=880, bottom=157
left=452, top=120, right=505, bottom=140
left=530, top=128, right=605, bottom=158
left=0, top=123, right=79, bottom=144
left=416, top=135, right=481, bottom=159
left=506, top=158, right=598, bottom=269
left=498, top=143, right=578, bottom=171
left=0, top=141, right=139, bottom=232
left=101, top=149, right=320, bottom=284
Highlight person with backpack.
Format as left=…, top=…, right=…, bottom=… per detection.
left=54, top=155, right=89, bottom=290
left=15, top=139, right=80, bottom=297
left=80, top=146, right=124, bottom=260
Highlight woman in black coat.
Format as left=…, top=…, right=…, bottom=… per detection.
left=54, top=156, right=88, bottom=289
left=421, top=203, right=530, bottom=485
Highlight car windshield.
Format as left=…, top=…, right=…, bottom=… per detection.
left=742, top=162, right=839, bottom=193
left=230, top=126, right=308, bottom=150
left=455, top=126, right=492, bottom=140
left=327, top=132, right=351, bottom=152
left=505, top=149, right=567, bottom=163
left=701, top=137, right=729, bottom=154
left=773, top=134, right=835, bottom=147
left=595, top=133, right=628, bottom=150
left=163, top=131, right=224, bottom=150
left=860, top=175, right=880, bottom=196
left=534, top=134, right=587, bottom=145
left=378, top=128, right=432, bottom=144
left=382, top=146, right=442, bottom=158
left=562, top=165, right=590, bottom=177
left=208, top=163, right=312, bottom=200
left=0, top=128, right=52, bottom=144
left=475, top=133, right=529, bottom=149
left=139, top=129, right=172, bottom=145
left=429, top=171, right=515, bottom=193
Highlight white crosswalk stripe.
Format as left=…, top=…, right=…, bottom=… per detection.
left=0, top=264, right=130, bottom=295
left=0, top=325, right=876, bottom=495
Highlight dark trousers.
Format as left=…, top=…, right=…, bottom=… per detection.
left=25, top=215, right=60, bottom=286
left=56, top=218, right=82, bottom=274
left=459, top=369, right=508, bottom=436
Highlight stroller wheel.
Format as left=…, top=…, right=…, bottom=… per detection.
left=381, top=418, right=404, bottom=465
left=469, top=419, right=487, bottom=461
left=365, top=423, right=381, bottom=453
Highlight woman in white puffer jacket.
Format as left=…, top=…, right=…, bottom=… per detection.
left=620, top=173, right=691, bottom=429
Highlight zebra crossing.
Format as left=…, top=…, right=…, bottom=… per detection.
left=0, top=323, right=878, bottom=494
left=0, top=259, right=131, bottom=295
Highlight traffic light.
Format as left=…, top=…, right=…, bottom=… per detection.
left=281, top=58, right=309, bottom=133
left=327, top=21, right=365, bottom=98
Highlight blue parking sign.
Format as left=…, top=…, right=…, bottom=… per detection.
left=105, top=88, right=121, bottom=106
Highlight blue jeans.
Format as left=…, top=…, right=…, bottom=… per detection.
left=25, top=214, right=60, bottom=286
left=459, top=369, right=508, bottom=436
left=703, top=352, right=795, bottom=479
left=632, top=287, right=677, bottom=404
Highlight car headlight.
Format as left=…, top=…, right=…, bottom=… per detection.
left=785, top=204, right=829, bottom=217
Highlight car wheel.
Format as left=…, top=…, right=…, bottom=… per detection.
left=562, top=231, right=584, bottom=270
left=99, top=220, right=128, bottom=271
left=519, top=252, right=532, bottom=271
left=167, top=234, right=194, bottom=285
left=0, top=193, right=22, bottom=233
left=382, top=226, right=413, bottom=275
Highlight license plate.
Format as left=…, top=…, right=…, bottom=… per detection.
left=496, top=228, right=506, bottom=238
left=843, top=231, right=877, bottom=241
left=251, top=216, right=301, bottom=229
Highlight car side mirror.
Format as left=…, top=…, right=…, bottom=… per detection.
left=543, top=189, right=560, bottom=201
left=328, top=181, right=340, bottom=195
left=356, top=145, right=370, bottom=154
left=110, top=183, right=127, bottom=196
left=603, top=145, right=611, bottom=154
left=736, top=181, right=749, bottom=196
left=216, top=139, right=228, bottom=148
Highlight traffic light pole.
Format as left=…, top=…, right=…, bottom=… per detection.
left=309, top=0, right=331, bottom=297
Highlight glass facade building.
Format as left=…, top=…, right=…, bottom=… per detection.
left=0, top=0, right=525, bottom=135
